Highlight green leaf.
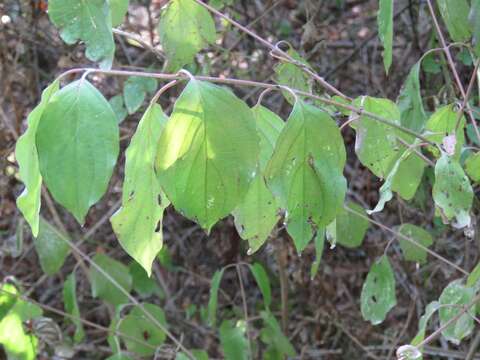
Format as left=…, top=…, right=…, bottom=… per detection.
left=156, top=80, right=259, bottom=231
left=396, top=224, right=433, bottom=264
left=310, top=230, right=325, bottom=279
left=327, top=202, right=369, bottom=248
left=129, top=261, right=163, bottom=298
left=219, top=320, right=248, bottom=360
left=352, top=96, right=401, bottom=178
left=106, top=354, right=132, bottom=360
left=36, top=80, right=119, bottom=224
left=391, top=148, right=425, bottom=201
left=208, top=269, right=224, bottom=328
left=0, top=289, right=42, bottom=360
left=260, top=311, right=296, bottom=357
left=90, top=253, right=132, bottom=306
left=63, top=273, right=85, bottom=343
left=157, top=0, right=216, bottom=71
left=110, top=0, right=129, bottom=27
left=465, top=152, right=480, bottom=183
left=467, top=262, right=480, bottom=289
left=209, top=0, right=234, bottom=9
left=176, top=350, right=209, bottom=360
left=425, top=104, right=466, bottom=157
left=251, top=263, right=271, bottom=309
left=111, top=104, right=168, bottom=276
left=470, top=0, right=480, bottom=56
left=109, top=95, right=128, bottom=123
left=433, top=153, right=473, bottom=228
left=436, top=0, right=471, bottom=42
left=48, top=0, right=115, bottom=68
left=0, top=283, right=18, bottom=320
left=233, top=106, right=284, bottom=253
left=274, top=48, right=312, bottom=103
left=439, top=280, right=475, bottom=344
left=397, top=61, right=426, bottom=132
left=34, top=218, right=70, bottom=275
left=377, top=0, right=393, bottom=73
left=123, top=76, right=157, bottom=114
left=265, top=100, right=346, bottom=252
left=16, top=80, right=59, bottom=237
left=410, top=301, right=440, bottom=347
left=118, top=303, right=167, bottom=355
left=360, top=256, right=396, bottom=325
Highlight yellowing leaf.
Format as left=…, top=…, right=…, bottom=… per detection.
left=48, top=0, right=115, bottom=68
left=16, top=81, right=59, bottom=237
left=111, top=104, right=169, bottom=276
left=157, top=0, right=216, bottom=71
left=36, top=80, right=119, bottom=224
left=265, top=100, right=346, bottom=252
left=156, top=80, right=259, bottom=231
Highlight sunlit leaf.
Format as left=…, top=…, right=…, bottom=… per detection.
left=63, top=273, right=85, bottom=343
left=34, top=218, right=70, bottom=275
left=219, top=320, right=248, bottom=360
left=36, top=80, right=119, bottom=224
left=111, top=104, right=168, bottom=276
left=0, top=283, right=18, bottom=320
left=377, top=0, right=393, bottom=73
left=327, top=202, right=369, bottom=248
left=208, top=269, right=224, bottom=328
left=251, top=263, right=271, bottom=309
left=118, top=303, right=167, bottom=355
left=123, top=76, right=157, bottom=114
left=439, top=280, right=475, bottom=344
left=156, top=80, right=259, bottom=231
left=396, top=224, right=433, bottom=264
left=110, top=0, right=129, bottom=27
left=16, top=80, right=59, bottom=237
left=265, top=100, right=346, bottom=252
left=436, top=0, right=471, bottom=42
left=425, top=104, right=465, bottom=157
left=48, top=0, right=115, bottom=68
left=397, top=61, right=426, bottom=132
left=90, top=253, right=132, bottom=306
left=352, top=96, right=401, bottom=178
left=157, top=0, right=216, bottom=71
left=233, top=105, right=283, bottom=253
left=361, top=256, right=396, bottom=325
left=433, top=153, right=473, bottom=228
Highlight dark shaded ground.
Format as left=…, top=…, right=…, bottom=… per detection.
left=1, top=0, right=479, bottom=359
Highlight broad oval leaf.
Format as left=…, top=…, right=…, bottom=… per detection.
left=439, top=280, right=475, bottom=344
left=391, top=148, right=425, bottom=201
left=361, top=256, right=396, bottom=325
left=425, top=104, right=465, bottom=157
left=63, top=273, right=85, bottom=343
left=123, top=76, right=157, bottom=115
left=118, top=303, right=167, bottom=355
left=156, top=80, right=259, bottom=231
left=110, top=0, right=129, bottom=27
left=437, top=0, right=472, bottom=42
left=157, top=0, right=216, bottom=71
left=327, top=202, right=369, bottom=248
left=396, top=224, right=433, bottom=264
left=265, top=100, right=346, bottom=252
left=377, top=0, right=393, bottom=73
left=36, top=80, right=119, bottom=224
left=352, top=96, right=401, bottom=178
left=34, top=218, right=70, bottom=275
left=90, top=253, right=132, bottom=306
left=433, top=153, right=473, bottom=228
left=48, top=0, right=115, bottom=68
left=111, top=104, right=169, bottom=276
left=233, top=106, right=284, bottom=253
left=16, top=81, right=59, bottom=237
left=397, top=61, right=426, bottom=132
